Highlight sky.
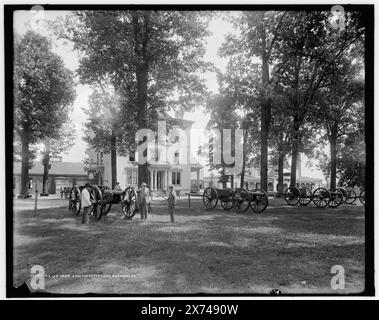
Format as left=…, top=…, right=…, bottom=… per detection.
left=13, top=9, right=324, bottom=179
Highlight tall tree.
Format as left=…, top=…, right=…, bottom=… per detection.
left=206, top=65, right=260, bottom=190
left=272, top=11, right=364, bottom=187
left=206, top=89, right=241, bottom=189
left=54, top=11, right=211, bottom=186
left=315, top=58, right=364, bottom=189
left=14, top=31, right=76, bottom=197
left=269, top=97, right=293, bottom=196
left=40, top=124, right=76, bottom=195
left=220, top=11, right=285, bottom=191
left=83, top=87, right=133, bottom=189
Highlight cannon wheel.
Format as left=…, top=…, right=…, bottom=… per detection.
left=122, top=187, right=137, bottom=218
left=344, top=188, right=357, bottom=205
left=328, top=189, right=344, bottom=208
left=233, top=188, right=251, bottom=213
left=284, top=187, right=301, bottom=206
left=90, top=186, right=103, bottom=221
left=337, top=188, right=348, bottom=203
left=359, top=189, right=365, bottom=205
left=312, top=187, right=331, bottom=208
left=69, top=186, right=81, bottom=216
left=250, top=189, right=269, bottom=213
left=220, top=188, right=234, bottom=211
left=101, top=187, right=112, bottom=215
left=298, top=187, right=312, bottom=206
left=203, top=187, right=218, bottom=210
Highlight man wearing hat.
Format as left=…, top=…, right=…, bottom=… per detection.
left=167, top=185, right=177, bottom=223
left=138, top=182, right=150, bottom=220
left=81, top=183, right=92, bottom=224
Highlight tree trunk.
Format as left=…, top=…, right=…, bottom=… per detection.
left=20, top=134, right=30, bottom=198
left=329, top=129, right=338, bottom=191
left=110, top=134, right=117, bottom=189
left=240, top=124, right=248, bottom=189
left=259, top=12, right=271, bottom=192
left=260, top=102, right=270, bottom=192
left=290, top=141, right=298, bottom=188
left=290, top=116, right=302, bottom=187
left=42, top=154, right=50, bottom=195
left=277, top=152, right=285, bottom=197
left=133, top=11, right=151, bottom=188
left=221, top=168, right=227, bottom=189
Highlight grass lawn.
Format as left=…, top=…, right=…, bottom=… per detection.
left=13, top=198, right=365, bottom=295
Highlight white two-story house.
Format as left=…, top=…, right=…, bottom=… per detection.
left=85, top=111, right=203, bottom=194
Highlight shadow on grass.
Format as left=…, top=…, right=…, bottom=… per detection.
left=12, top=199, right=365, bottom=294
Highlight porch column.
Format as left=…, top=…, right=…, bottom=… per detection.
left=167, top=170, right=170, bottom=187
left=154, top=170, right=157, bottom=190
left=197, top=169, right=200, bottom=190
left=163, top=170, right=166, bottom=189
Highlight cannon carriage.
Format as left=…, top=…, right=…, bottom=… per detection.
left=337, top=188, right=365, bottom=205
left=283, top=186, right=365, bottom=208
left=233, top=188, right=269, bottom=214
left=284, top=186, right=343, bottom=208
left=68, top=185, right=139, bottom=220
left=202, top=187, right=269, bottom=214
left=202, top=187, right=234, bottom=211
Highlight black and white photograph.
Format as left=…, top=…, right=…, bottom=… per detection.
left=4, top=3, right=374, bottom=298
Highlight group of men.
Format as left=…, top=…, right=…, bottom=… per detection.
left=81, top=182, right=177, bottom=224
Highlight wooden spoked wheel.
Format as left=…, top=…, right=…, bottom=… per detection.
left=312, top=187, right=331, bottom=208
left=250, top=189, right=269, bottom=213
left=298, top=187, right=312, bottom=206
left=122, top=187, right=137, bottom=218
left=328, top=189, right=344, bottom=208
left=203, top=187, right=218, bottom=210
left=101, top=188, right=112, bottom=215
left=344, top=188, right=357, bottom=205
left=284, top=187, right=301, bottom=206
left=337, top=188, right=348, bottom=204
left=220, top=188, right=234, bottom=211
left=233, top=188, right=251, bottom=213
left=90, top=185, right=103, bottom=221
left=69, top=185, right=81, bottom=216
left=359, top=189, right=365, bottom=205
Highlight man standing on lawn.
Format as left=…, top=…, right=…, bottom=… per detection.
left=167, top=185, right=176, bottom=223
left=138, top=182, right=150, bottom=220
left=81, top=183, right=92, bottom=224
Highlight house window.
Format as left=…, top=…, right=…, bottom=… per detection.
left=174, top=151, right=179, bottom=164
left=28, top=179, right=33, bottom=189
left=127, top=171, right=137, bottom=185
left=268, top=182, right=273, bottom=191
left=172, top=171, right=181, bottom=185
left=100, top=152, right=104, bottom=165
left=129, top=151, right=135, bottom=162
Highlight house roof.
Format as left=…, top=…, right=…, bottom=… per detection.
left=13, top=161, right=89, bottom=177
left=157, top=110, right=194, bottom=126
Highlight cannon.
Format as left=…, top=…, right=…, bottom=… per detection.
left=248, top=189, right=269, bottom=213
left=284, top=187, right=344, bottom=208
left=68, top=185, right=138, bottom=220
left=337, top=188, right=365, bottom=205
left=232, top=188, right=269, bottom=214
left=202, top=187, right=269, bottom=214
left=202, top=187, right=235, bottom=211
